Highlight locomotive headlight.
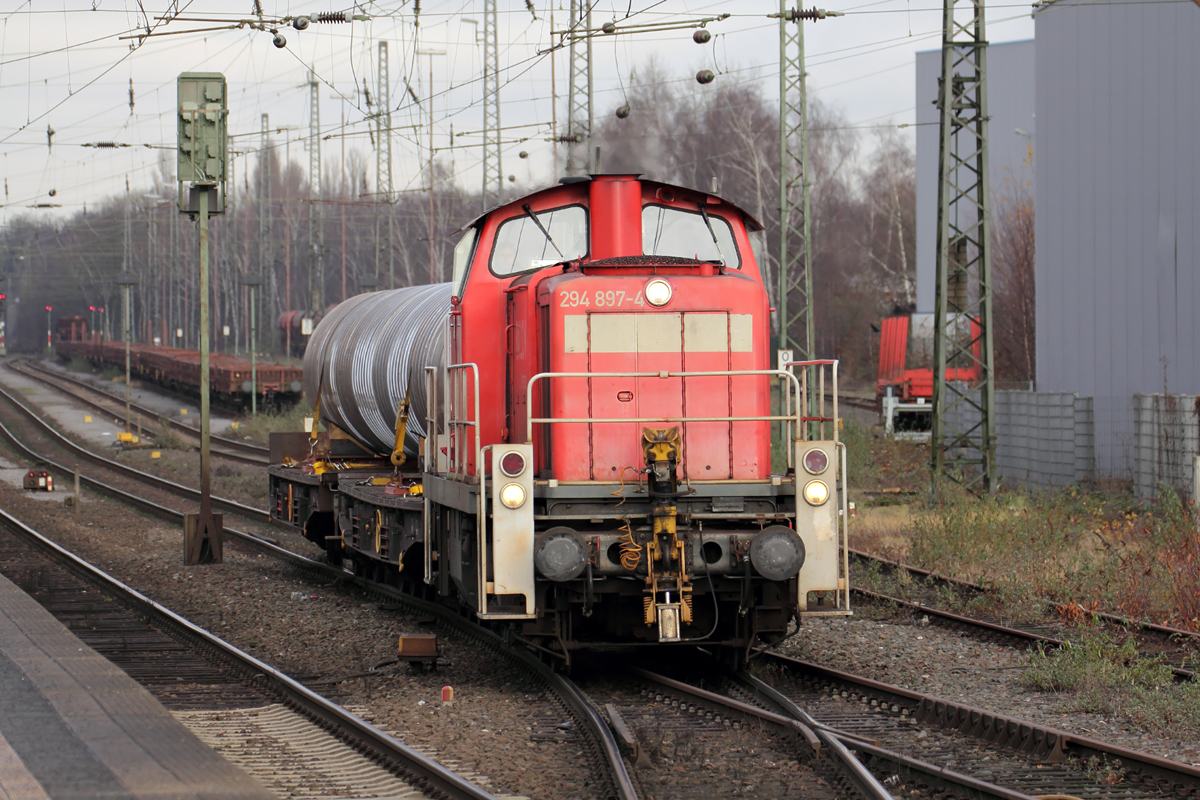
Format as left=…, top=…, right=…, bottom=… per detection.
left=644, top=279, right=672, bottom=307
left=500, top=482, right=527, bottom=509
left=803, top=480, right=830, bottom=506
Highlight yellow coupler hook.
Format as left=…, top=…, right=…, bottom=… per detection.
left=640, top=427, right=692, bottom=628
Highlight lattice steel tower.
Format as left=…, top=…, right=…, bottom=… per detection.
left=931, top=0, right=995, bottom=494
left=481, top=0, right=502, bottom=209
left=775, top=5, right=839, bottom=358
left=566, top=0, right=592, bottom=176
left=371, top=41, right=392, bottom=290
left=258, top=113, right=270, bottom=275
left=308, top=71, right=323, bottom=313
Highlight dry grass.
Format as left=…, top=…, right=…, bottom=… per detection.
left=861, top=481, right=1200, bottom=632
left=217, top=402, right=308, bottom=446
left=840, top=416, right=927, bottom=492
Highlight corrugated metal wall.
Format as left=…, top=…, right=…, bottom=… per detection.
left=914, top=41, right=1037, bottom=314
left=1035, top=0, right=1200, bottom=474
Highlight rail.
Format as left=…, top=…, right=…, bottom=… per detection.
left=0, top=393, right=636, bottom=800
left=0, top=380, right=265, bottom=521
left=10, top=360, right=268, bottom=459
left=760, top=650, right=1200, bottom=789
left=0, top=508, right=498, bottom=800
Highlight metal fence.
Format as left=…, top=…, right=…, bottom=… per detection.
left=992, top=391, right=1093, bottom=488
left=1133, top=394, right=1200, bottom=501
left=978, top=391, right=1200, bottom=500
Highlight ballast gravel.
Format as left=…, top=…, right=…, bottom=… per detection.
left=778, top=614, right=1200, bottom=768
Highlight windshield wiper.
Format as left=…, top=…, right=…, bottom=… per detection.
left=697, top=201, right=727, bottom=268
left=522, top=204, right=564, bottom=259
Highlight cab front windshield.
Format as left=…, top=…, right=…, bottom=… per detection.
left=490, top=205, right=587, bottom=276
left=643, top=205, right=741, bottom=268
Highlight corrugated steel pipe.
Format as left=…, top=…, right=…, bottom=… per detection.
left=303, top=284, right=451, bottom=455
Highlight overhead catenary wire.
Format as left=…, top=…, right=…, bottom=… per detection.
left=0, top=0, right=1038, bottom=221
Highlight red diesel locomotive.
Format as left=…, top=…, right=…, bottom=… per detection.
left=269, top=174, right=850, bottom=664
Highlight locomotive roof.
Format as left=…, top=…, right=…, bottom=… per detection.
left=460, top=174, right=765, bottom=233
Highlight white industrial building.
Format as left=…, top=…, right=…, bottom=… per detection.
left=1034, top=0, right=1200, bottom=488
left=913, top=0, right=1200, bottom=495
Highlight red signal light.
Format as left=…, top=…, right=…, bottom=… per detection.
left=500, top=451, right=527, bottom=477
left=802, top=448, right=829, bottom=475
left=89, top=305, right=95, bottom=311
left=45, top=305, right=51, bottom=311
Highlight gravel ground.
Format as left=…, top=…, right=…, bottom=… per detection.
left=0, top=453, right=596, bottom=800
left=779, top=613, right=1200, bottom=768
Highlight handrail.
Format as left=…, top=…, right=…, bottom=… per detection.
left=477, top=444, right=492, bottom=615
left=446, top=363, right=481, bottom=481
left=794, top=359, right=840, bottom=444
left=525, top=368, right=803, bottom=444
left=424, top=365, right=439, bottom=475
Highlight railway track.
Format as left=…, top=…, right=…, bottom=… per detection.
left=0, top=506, right=495, bottom=800
left=848, top=548, right=1200, bottom=680
left=0, top=382, right=639, bottom=800
left=579, top=646, right=1200, bottom=800
left=8, top=356, right=1199, bottom=798
left=8, top=359, right=269, bottom=464
left=575, top=655, right=894, bottom=800
left=749, top=650, right=1200, bottom=798
left=591, top=646, right=1200, bottom=798
left=0, top=377, right=269, bottom=528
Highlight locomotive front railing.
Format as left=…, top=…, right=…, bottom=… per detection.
left=526, top=368, right=804, bottom=466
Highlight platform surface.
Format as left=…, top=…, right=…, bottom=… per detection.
left=0, top=570, right=276, bottom=800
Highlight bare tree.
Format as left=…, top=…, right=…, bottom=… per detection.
left=858, top=127, right=916, bottom=308
left=992, top=148, right=1036, bottom=384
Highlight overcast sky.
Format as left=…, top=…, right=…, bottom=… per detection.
left=0, top=1, right=1035, bottom=226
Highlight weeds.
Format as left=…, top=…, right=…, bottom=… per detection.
left=1022, top=626, right=1200, bottom=739
left=841, top=415, right=927, bottom=490
left=880, top=482, right=1200, bottom=631
left=1072, top=755, right=1125, bottom=786
left=65, top=356, right=93, bottom=373
left=220, top=402, right=307, bottom=446
left=152, top=419, right=187, bottom=451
